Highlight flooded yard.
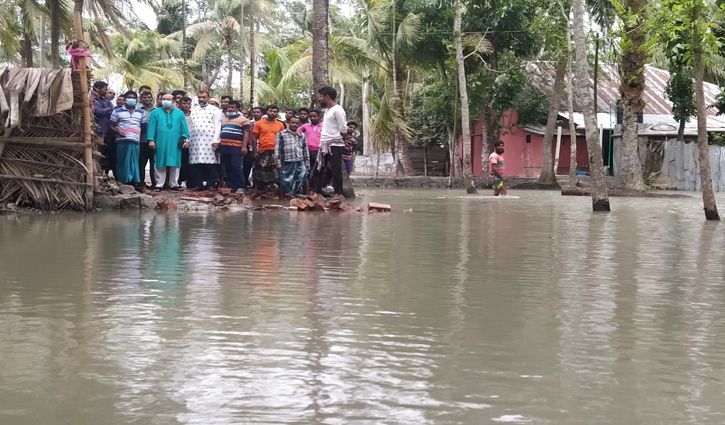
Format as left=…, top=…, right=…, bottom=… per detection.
left=2, top=190, right=725, bottom=424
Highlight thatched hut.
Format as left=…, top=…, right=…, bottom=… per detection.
left=0, top=67, right=98, bottom=211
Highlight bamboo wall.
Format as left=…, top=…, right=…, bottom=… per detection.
left=0, top=71, right=98, bottom=211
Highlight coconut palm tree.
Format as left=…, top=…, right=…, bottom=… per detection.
left=168, top=0, right=274, bottom=95
left=454, top=0, right=476, bottom=193
left=357, top=0, right=421, bottom=175
left=277, top=35, right=375, bottom=96
left=96, top=30, right=186, bottom=91
left=572, top=0, right=609, bottom=211
left=0, top=0, right=46, bottom=66
left=312, top=0, right=329, bottom=102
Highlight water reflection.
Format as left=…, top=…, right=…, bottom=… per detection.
left=3, top=192, right=725, bottom=424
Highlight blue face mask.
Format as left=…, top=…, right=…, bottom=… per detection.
left=125, top=98, right=137, bottom=107
left=227, top=112, right=238, bottom=117
left=162, top=100, right=174, bottom=109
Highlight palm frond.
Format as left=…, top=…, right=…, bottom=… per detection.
left=396, top=13, right=422, bottom=50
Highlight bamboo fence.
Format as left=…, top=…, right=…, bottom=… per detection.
left=0, top=71, right=99, bottom=211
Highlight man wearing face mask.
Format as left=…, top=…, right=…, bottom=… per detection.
left=219, top=101, right=252, bottom=193
left=188, top=90, right=223, bottom=191
left=146, top=94, right=190, bottom=191
left=109, top=91, right=147, bottom=188
left=489, top=140, right=507, bottom=196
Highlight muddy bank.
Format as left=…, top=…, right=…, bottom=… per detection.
left=352, top=175, right=695, bottom=198
left=351, top=176, right=561, bottom=190
left=90, top=182, right=376, bottom=213
left=560, top=186, right=693, bottom=198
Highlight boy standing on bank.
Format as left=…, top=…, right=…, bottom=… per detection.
left=489, top=140, right=507, bottom=196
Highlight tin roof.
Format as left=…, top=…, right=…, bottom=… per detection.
left=526, top=61, right=722, bottom=116
left=638, top=114, right=725, bottom=136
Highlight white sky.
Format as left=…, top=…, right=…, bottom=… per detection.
left=129, top=0, right=353, bottom=32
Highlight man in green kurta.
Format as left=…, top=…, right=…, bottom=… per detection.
left=147, top=94, right=190, bottom=191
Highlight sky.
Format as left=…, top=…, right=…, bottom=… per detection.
left=128, top=0, right=354, bottom=32
left=130, top=0, right=158, bottom=29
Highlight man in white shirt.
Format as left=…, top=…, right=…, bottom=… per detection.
left=316, top=86, right=348, bottom=203
left=188, top=90, right=223, bottom=190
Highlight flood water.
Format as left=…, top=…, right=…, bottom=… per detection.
left=2, top=190, right=725, bottom=424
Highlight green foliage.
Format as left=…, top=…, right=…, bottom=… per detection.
left=667, top=65, right=696, bottom=123
left=712, top=90, right=725, bottom=115
left=709, top=132, right=725, bottom=145
left=408, top=79, right=456, bottom=148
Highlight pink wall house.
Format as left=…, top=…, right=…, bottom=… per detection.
left=467, top=110, right=590, bottom=177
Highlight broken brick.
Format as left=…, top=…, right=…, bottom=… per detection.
left=368, top=203, right=391, bottom=212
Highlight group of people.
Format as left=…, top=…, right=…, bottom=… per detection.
left=92, top=83, right=358, bottom=203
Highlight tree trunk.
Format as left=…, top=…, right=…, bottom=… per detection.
left=40, top=15, right=46, bottom=67
left=567, top=76, right=577, bottom=182
left=362, top=77, right=371, bottom=154
left=538, top=59, right=566, bottom=185
left=182, top=0, right=188, bottom=88
left=393, top=68, right=415, bottom=175
left=202, top=54, right=209, bottom=90
left=73, top=0, right=94, bottom=209
left=566, top=23, right=578, bottom=184
left=693, top=9, right=719, bottom=220
left=249, top=0, right=256, bottom=106
left=226, top=39, right=233, bottom=94
left=312, top=0, right=329, bottom=106
left=618, top=0, right=647, bottom=192
left=339, top=82, right=345, bottom=109
left=454, top=0, right=477, bottom=194
left=50, top=0, right=60, bottom=69
left=572, top=0, right=609, bottom=211
left=620, top=100, right=646, bottom=190
left=423, top=147, right=428, bottom=176
left=677, top=118, right=686, bottom=141
left=239, top=3, right=245, bottom=103
left=21, top=35, right=33, bottom=68
left=447, top=125, right=458, bottom=178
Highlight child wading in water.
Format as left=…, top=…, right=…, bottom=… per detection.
left=489, top=140, right=507, bottom=196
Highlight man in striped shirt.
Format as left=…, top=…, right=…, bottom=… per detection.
left=110, top=91, right=147, bottom=187
left=219, top=100, right=252, bottom=193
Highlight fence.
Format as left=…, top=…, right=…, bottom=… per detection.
left=661, top=140, right=725, bottom=192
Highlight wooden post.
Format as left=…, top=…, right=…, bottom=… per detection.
left=554, top=126, right=562, bottom=173
left=73, top=5, right=95, bottom=210
left=0, top=128, right=10, bottom=162
left=423, top=147, right=428, bottom=177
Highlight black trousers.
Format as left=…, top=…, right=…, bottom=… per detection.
left=193, top=163, right=219, bottom=189
left=102, top=133, right=117, bottom=178
left=178, top=147, right=191, bottom=187
left=308, top=150, right=318, bottom=182
left=139, top=142, right=156, bottom=187
left=314, top=146, right=343, bottom=195
left=243, top=154, right=256, bottom=188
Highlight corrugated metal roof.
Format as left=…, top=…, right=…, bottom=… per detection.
left=526, top=62, right=722, bottom=116
left=638, top=115, right=725, bottom=136
left=558, top=112, right=615, bottom=130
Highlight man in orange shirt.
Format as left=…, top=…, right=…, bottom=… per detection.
left=251, top=104, right=285, bottom=193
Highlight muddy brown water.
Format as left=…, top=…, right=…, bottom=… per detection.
left=2, top=190, right=725, bottom=424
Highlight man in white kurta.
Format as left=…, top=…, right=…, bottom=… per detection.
left=189, top=90, right=223, bottom=190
